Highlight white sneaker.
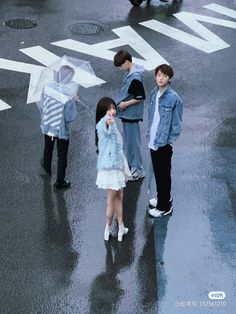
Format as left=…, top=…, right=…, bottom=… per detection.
left=118, top=224, right=129, bottom=242
left=148, top=208, right=165, bottom=218
left=128, top=170, right=145, bottom=182
left=149, top=197, right=173, bottom=208
left=136, top=171, right=145, bottom=180
left=149, top=197, right=157, bottom=208
left=148, top=206, right=173, bottom=218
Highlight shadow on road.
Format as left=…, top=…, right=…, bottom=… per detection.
left=88, top=180, right=143, bottom=313
left=42, top=177, right=79, bottom=286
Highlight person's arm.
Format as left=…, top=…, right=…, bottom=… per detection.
left=64, top=99, right=77, bottom=122
left=168, top=98, right=183, bottom=143
left=118, top=79, right=145, bottom=111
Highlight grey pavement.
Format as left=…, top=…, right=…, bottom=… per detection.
left=0, top=0, right=236, bottom=313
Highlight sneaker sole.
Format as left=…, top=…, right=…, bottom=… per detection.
left=148, top=207, right=173, bottom=218
left=162, top=207, right=173, bottom=216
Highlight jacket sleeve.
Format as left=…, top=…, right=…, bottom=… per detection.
left=146, top=88, right=155, bottom=139
left=168, top=98, right=183, bottom=143
left=64, top=100, right=77, bottom=122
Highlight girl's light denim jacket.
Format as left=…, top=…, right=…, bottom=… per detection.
left=115, top=64, right=145, bottom=120
left=96, top=116, right=124, bottom=171
left=147, top=85, right=183, bottom=149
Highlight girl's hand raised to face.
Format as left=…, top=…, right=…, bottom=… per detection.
left=106, top=106, right=116, bottom=125
left=106, top=115, right=114, bottom=126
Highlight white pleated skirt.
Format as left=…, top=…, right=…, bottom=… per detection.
left=96, top=156, right=131, bottom=191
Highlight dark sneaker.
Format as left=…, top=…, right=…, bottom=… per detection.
left=40, top=158, right=51, bottom=176
left=53, top=180, right=71, bottom=190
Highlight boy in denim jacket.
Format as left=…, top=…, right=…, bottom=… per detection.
left=114, top=50, right=146, bottom=181
left=147, top=64, right=183, bottom=217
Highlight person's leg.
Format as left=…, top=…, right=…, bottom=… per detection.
left=115, top=189, right=129, bottom=241
left=106, top=190, right=117, bottom=226
left=122, top=122, right=130, bottom=165
left=115, top=189, right=124, bottom=225
left=151, top=145, right=172, bottom=212
left=56, top=138, right=69, bottom=183
left=130, top=122, right=144, bottom=176
left=43, top=135, right=55, bottom=174
left=104, top=189, right=116, bottom=240
left=157, top=145, right=172, bottom=211
left=123, top=122, right=144, bottom=177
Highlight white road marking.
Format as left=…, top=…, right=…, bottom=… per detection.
left=52, top=26, right=167, bottom=71
left=20, top=46, right=59, bottom=66
left=204, top=3, right=236, bottom=19
left=0, top=57, right=44, bottom=105
left=141, top=8, right=236, bottom=53
left=0, top=100, right=11, bottom=111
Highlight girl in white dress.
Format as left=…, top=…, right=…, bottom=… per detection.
left=95, top=97, right=131, bottom=241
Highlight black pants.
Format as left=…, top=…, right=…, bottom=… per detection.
left=43, top=135, right=69, bottom=183
left=150, top=144, right=173, bottom=212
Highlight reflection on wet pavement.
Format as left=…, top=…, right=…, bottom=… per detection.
left=43, top=178, right=79, bottom=279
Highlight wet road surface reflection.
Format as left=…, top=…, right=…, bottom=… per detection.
left=43, top=177, right=79, bottom=279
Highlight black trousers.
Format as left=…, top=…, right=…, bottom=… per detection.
left=43, top=135, right=69, bottom=183
left=150, top=144, right=173, bottom=212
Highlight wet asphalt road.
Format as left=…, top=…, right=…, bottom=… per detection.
left=0, top=0, right=236, bottom=313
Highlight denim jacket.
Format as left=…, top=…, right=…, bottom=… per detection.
left=96, top=116, right=124, bottom=171
left=147, top=86, right=183, bottom=149
left=115, top=64, right=145, bottom=120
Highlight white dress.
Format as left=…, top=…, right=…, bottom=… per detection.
left=96, top=154, right=131, bottom=191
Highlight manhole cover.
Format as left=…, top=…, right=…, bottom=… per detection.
left=4, top=18, right=37, bottom=29
left=68, top=22, right=103, bottom=35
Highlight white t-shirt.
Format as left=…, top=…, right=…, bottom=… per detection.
left=148, top=90, right=161, bottom=151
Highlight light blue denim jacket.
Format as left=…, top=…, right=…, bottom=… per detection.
left=147, top=85, right=183, bottom=149
left=115, top=64, right=145, bottom=120
left=96, top=116, right=124, bottom=171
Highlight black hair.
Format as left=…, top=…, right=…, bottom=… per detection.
left=113, top=50, right=132, bottom=67
left=95, top=97, right=116, bottom=151
left=155, top=64, right=174, bottom=79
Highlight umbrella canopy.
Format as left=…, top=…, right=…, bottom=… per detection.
left=35, top=55, right=105, bottom=111
left=35, top=55, right=105, bottom=92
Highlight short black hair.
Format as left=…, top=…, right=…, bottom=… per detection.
left=114, top=50, right=132, bottom=67
left=155, top=64, right=174, bottom=79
